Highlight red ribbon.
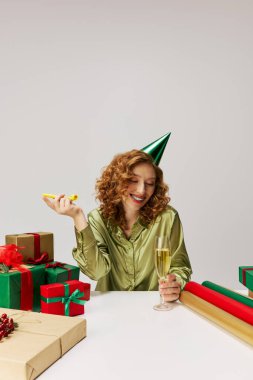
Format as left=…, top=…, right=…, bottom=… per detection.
left=242, top=267, right=253, bottom=286
left=45, top=262, right=71, bottom=280
left=45, top=261, right=65, bottom=269
left=26, top=233, right=41, bottom=260
left=25, top=232, right=51, bottom=263
left=27, top=252, right=51, bottom=265
left=19, top=266, right=33, bottom=310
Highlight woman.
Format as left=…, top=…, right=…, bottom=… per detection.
left=43, top=149, right=192, bottom=302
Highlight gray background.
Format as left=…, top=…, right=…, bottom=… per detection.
left=0, top=0, right=252, bottom=290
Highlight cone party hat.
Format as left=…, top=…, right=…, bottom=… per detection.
left=141, top=132, right=171, bottom=165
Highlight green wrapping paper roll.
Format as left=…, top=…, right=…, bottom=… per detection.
left=180, top=291, right=253, bottom=346
left=202, top=281, right=253, bottom=308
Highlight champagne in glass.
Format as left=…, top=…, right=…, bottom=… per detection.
left=155, top=247, right=171, bottom=280
left=153, top=236, right=173, bottom=311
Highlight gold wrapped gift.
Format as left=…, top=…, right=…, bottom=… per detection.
left=0, top=307, right=86, bottom=379
left=249, top=290, right=253, bottom=298
left=5, top=232, right=54, bottom=263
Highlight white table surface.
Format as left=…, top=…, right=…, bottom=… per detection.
left=39, top=291, right=253, bottom=380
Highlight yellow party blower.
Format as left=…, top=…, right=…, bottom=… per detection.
left=42, top=193, right=78, bottom=201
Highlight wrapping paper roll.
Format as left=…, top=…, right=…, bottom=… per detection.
left=180, top=291, right=253, bottom=346
left=202, top=281, right=253, bottom=308
left=185, top=281, right=253, bottom=325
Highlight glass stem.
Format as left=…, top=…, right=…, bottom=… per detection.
left=160, top=278, right=166, bottom=305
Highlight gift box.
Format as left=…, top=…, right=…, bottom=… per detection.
left=41, top=280, right=89, bottom=316
left=249, top=290, right=253, bottom=298
left=45, top=261, right=80, bottom=284
left=0, top=265, right=45, bottom=311
left=239, top=266, right=253, bottom=291
left=0, top=307, right=86, bottom=380
left=5, top=232, right=54, bottom=264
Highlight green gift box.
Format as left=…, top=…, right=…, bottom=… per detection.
left=239, top=266, right=253, bottom=291
left=45, top=262, right=80, bottom=284
left=0, top=265, right=45, bottom=311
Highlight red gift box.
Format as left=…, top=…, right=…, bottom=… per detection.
left=40, top=280, right=90, bottom=316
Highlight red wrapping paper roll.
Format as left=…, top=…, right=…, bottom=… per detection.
left=184, top=281, right=253, bottom=326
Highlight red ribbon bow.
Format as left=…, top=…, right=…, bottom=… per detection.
left=45, top=261, right=66, bottom=269
left=0, top=244, right=33, bottom=310
left=45, top=261, right=71, bottom=280
left=0, top=244, right=24, bottom=270
left=27, top=252, right=51, bottom=265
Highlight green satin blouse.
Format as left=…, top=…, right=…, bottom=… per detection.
left=72, top=205, right=192, bottom=291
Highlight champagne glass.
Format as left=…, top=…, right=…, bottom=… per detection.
left=153, top=235, right=173, bottom=311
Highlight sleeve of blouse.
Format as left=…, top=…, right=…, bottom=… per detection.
left=169, top=211, right=192, bottom=289
left=72, top=212, right=111, bottom=281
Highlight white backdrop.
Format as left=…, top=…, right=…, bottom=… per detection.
left=0, top=0, right=252, bottom=290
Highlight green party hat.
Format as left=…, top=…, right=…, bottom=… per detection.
left=141, top=132, right=171, bottom=165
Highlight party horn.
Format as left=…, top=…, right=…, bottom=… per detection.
left=42, top=193, right=78, bottom=201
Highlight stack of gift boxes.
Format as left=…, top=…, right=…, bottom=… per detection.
left=0, top=231, right=89, bottom=379
left=0, top=232, right=90, bottom=316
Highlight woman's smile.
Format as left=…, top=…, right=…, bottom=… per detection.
left=130, top=194, right=145, bottom=203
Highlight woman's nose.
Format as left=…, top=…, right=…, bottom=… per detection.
left=136, top=181, right=145, bottom=194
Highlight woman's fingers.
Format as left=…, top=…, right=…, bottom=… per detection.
left=55, top=194, right=65, bottom=202
left=159, top=274, right=181, bottom=302
left=160, top=284, right=180, bottom=294
left=160, top=286, right=180, bottom=302
left=42, top=193, right=81, bottom=218
left=163, top=293, right=180, bottom=302
left=42, top=196, right=55, bottom=210
left=43, top=194, right=66, bottom=213
left=59, top=196, right=66, bottom=208
left=65, top=198, right=71, bottom=208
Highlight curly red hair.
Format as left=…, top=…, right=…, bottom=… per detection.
left=95, top=150, right=170, bottom=229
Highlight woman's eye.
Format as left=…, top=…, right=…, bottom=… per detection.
left=130, top=179, right=138, bottom=183
left=146, top=183, right=155, bottom=187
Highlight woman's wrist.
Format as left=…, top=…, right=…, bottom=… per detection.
left=72, top=209, right=88, bottom=231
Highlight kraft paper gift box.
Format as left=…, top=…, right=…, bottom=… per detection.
left=0, top=265, right=45, bottom=312
left=44, top=261, right=80, bottom=284
left=239, top=266, right=253, bottom=291
left=5, top=232, right=54, bottom=263
left=0, top=307, right=86, bottom=380
left=41, top=280, right=89, bottom=316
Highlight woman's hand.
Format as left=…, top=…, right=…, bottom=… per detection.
left=42, top=194, right=88, bottom=231
left=159, top=273, right=181, bottom=302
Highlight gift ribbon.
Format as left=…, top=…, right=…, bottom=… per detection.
left=27, top=252, right=52, bottom=265
left=25, top=233, right=41, bottom=260
left=242, top=267, right=253, bottom=286
left=0, top=245, right=33, bottom=309
left=26, top=232, right=50, bottom=262
left=18, top=266, right=33, bottom=310
left=45, top=262, right=71, bottom=280
left=41, top=283, right=86, bottom=316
